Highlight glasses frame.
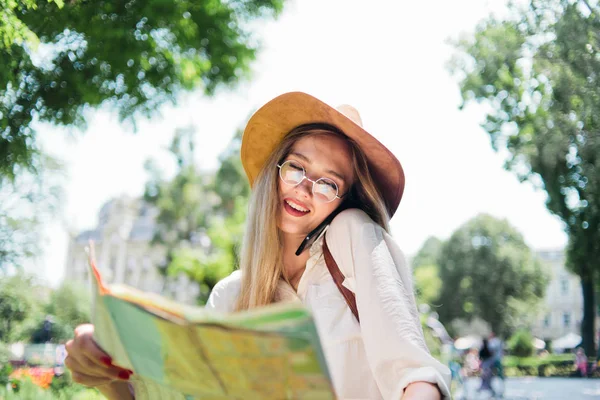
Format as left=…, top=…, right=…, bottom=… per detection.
left=277, top=160, right=347, bottom=203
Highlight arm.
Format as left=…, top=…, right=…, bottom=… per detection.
left=403, top=381, right=442, bottom=400
left=326, top=209, right=451, bottom=400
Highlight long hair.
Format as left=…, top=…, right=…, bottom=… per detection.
left=235, top=123, right=390, bottom=311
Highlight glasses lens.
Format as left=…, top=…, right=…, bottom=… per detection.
left=280, top=161, right=305, bottom=185
left=314, top=178, right=338, bottom=203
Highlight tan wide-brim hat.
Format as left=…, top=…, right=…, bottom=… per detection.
left=241, top=92, right=405, bottom=217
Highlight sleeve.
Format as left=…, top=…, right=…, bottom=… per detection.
left=205, top=270, right=242, bottom=313
left=325, top=209, right=452, bottom=400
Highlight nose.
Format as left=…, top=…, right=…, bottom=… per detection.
left=294, top=177, right=313, bottom=199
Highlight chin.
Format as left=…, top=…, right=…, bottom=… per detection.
left=277, top=213, right=313, bottom=235
left=278, top=221, right=308, bottom=235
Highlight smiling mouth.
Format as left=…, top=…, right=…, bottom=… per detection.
left=283, top=199, right=310, bottom=217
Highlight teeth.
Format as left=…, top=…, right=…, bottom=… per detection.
left=286, top=200, right=309, bottom=212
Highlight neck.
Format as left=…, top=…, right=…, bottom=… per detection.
left=281, top=231, right=311, bottom=289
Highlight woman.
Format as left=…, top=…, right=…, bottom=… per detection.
left=65, top=92, right=451, bottom=399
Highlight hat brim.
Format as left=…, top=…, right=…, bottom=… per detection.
left=241, top=92, right=405, bottom=217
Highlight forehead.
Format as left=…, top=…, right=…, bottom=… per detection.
left=290, top=134, right=354, bottom=179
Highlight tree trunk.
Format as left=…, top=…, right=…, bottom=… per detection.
left=581, top=273, right=596, bottom=358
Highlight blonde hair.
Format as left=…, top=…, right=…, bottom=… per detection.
left=235, top=124, right=390, bottom=311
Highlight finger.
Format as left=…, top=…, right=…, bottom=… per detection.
left=70, top=370, right=114, bottom=388
left=65, top=354, right=108, bottom=379
left=65, top=355, right=111, bottom=383
left=79, top=352, right=134, bottom=380
left=65, top=355, right=132, bottom=381
left=67, top=336, right=133, bottom=378
left=70, top=325, right=134, bottom=376
left=72, top=325, right=114, bottom=368
left=65, top=339, right=107, bottom=375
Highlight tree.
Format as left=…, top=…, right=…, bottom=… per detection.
left=0, top=155, right=62, bottom=270
left=411, top=237, right=443, bottom=305
left=411, top=236, right=443, bottom=270
left=145, top=126, right=217, bottom=253
left=0, top=273, right=41, bottom=343
left=0, top=276, right=90, bottom=344
left=449, top=0, right=600, bottom=356
left=507, top=329, right=535, bottom=358
left=212, top=130, right=250, bottom=217
left=0, top=0, right=284, bottom=180
left=167, top=195, right=247, bottom=302
left=144, top=126, right=217, bottom=291
left=413, top=265, right=442, bottom=307
left=46, top=282, right=90, bottom=329
left=144, top=126, right=249, bottom=302
left=436, top=214, right=547, bottom=337
left=29, top=281, right=91, bottom=343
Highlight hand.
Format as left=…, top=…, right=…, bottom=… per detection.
left=65, top=324, right=133, bottom=387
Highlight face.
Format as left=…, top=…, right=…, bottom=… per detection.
left=277, top=134, right=354, bottom=236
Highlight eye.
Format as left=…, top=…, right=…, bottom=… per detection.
left=324, top=180, right=337, bottom=190
left=314, top=179, right=339, bottom=202
left=279, top=160, right=305, bottom=186
left=287, top=160, right=304, bottom=171
left=317, top=178, right=338, bottom=191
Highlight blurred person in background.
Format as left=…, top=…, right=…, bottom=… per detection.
left=575, top=347, right=588, bottom=377
left=463, top=347, right=480, bottom=377
left=477, top=338, right=496, bottom=397
left=488, top=331, right=504, bottom=381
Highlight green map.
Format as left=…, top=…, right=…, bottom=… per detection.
left=87, top=244, right=335, bottom=400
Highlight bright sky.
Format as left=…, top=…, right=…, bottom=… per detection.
left=34, top=0, right=567, bottom=286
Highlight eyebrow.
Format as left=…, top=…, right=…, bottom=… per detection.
left=290, top=152, right=347, bottom=183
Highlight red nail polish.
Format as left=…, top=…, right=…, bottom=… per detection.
left=100, top=356, right=113, bottom=366
left=118, top=370, right=131, bottom=380
left=127, top=369, right=134, bottom=375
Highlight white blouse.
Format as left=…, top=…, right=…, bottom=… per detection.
left=206, top=209, right=451, bottom=400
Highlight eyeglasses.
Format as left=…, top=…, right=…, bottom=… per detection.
left=277, top=160, right=346, bottom=203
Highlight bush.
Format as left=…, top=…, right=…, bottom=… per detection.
left=508, top=329, right=534, bottom=357
left=503, top=354, right=576, bottom=377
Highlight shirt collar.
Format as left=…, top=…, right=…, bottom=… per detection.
left=277, top=226, right=329, bottom=301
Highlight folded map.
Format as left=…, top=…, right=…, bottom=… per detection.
left=86, top=242, right=335, bottom=400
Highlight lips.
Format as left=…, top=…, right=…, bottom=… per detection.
left=283, top=198, right=310, bottom=217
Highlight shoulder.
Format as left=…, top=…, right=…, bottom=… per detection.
left=328, top=208, right=378, bottom=233
left=206, top=270, right=242, bottom=312
left=326, top=208, right=385, bottom=246
left=325, top=207, right=407, bottom=273
left=213, top=269, right=242, bottom=290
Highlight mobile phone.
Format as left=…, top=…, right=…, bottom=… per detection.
left=295, top=200, right=356, bottom=256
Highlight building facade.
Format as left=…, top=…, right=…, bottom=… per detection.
left=532, top=249, right=583, bottom=341
left=64, top=196, right=200, bottom=304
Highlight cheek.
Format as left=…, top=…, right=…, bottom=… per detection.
left=314, top=202, right=339, bottom=221
left=278, top=181, right=298, bottom=200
